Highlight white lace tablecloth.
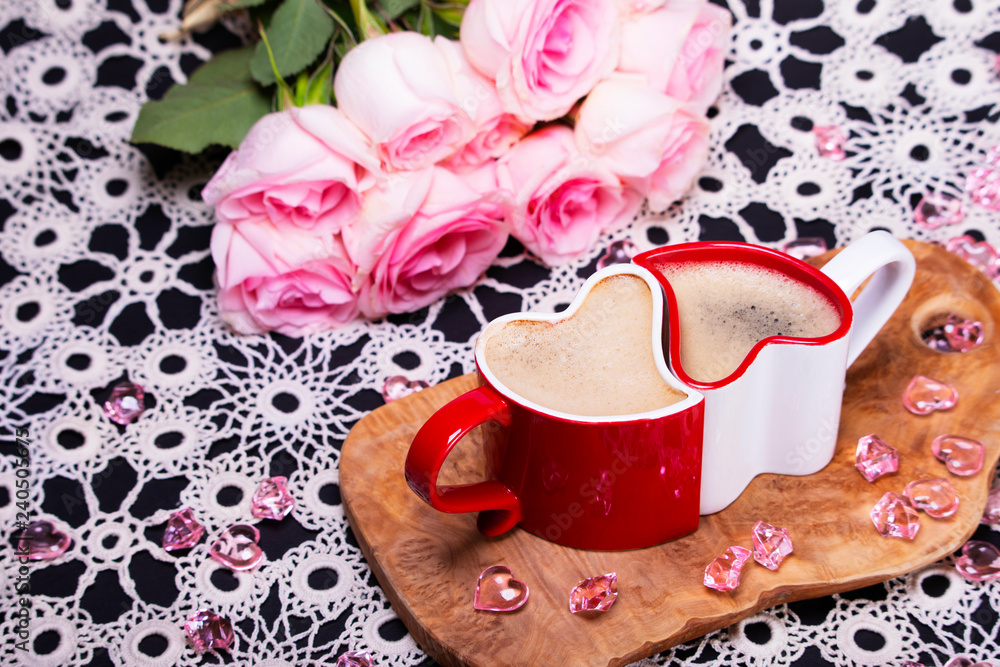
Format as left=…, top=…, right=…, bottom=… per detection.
left=1, top=0, right=999, bottom=665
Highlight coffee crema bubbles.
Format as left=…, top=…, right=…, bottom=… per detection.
left=482, top=274, right=687, bottom=416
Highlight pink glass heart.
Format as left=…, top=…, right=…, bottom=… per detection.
left=870, top=492, right=920, bottom=539
left=931, top=434, right=985, bottom=476
left=751, top=521, right=793, bottom=570
left=982, top=487, right=1000, bottom=526
left=902, top=375, right=958, bottom=415
left=184, top=610, right=234, bottom=651
left=704, top=546, right=751, bottom=591
left=923, top=314, right=985, bottom=353
left=946, top=235, right=1000, bottom=279
left=163, top=508, right=205, bottom=551
left=944, top=658, right=996, bottom=667
left=855, top=434, right=898, bottom=482
left=988, top=144, right=1000, bottom=165
left=336, top=650, right=377, bottom=667
left=569, top=572, right=618, bottom=613
left=813, top=125, right=846, bottom=161
left=966, top=167, right=1000, bottom=211
left=913, top=191, right=965, bottom=229
left=104, top=381, right=145, bottom=425
left=955, top=540, right=1000, bottom=582
left=474, top=565, right=529, bottom=612
left=251, top=476, right=295, bottom=520
left=903, top=478, right=959, bottom=518
left=381, top=375, right=430, bottom=403
left=597, top=239, right=638, bottom=270
left=18, top=520, right=72, bottom=560
left=900, top=662, right=925, bottom=667
left=209, top=524, right=264, bottom=571
left=781, top=237, right=828, bottom=260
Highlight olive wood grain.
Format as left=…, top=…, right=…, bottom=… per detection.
left=340, top=240, right=1000, bottom=667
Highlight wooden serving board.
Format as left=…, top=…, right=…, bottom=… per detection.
left=341, top=241, right=1000, bottom=667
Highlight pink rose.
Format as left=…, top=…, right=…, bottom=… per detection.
left=211, top=219, right=359, bottom=336
left=575, top=78, right=710, bottom=211
left=344, top=165, right=511, bottom=317
left=616, top=3, right=701, bottom=91
left=434, top=37, right=532, bottom=172
left=459, top=0, right=620, bottom=122
left=617, top=1, right=730, bottom=114
left=496, top=124, right=641, bottom=266
left=616, top=0, right=666, bottom=15
left=333, top=32, right=475, bottom=171
left=202, top=106, right=380, bottom=234
left=665, top=2, right=730, bottom=114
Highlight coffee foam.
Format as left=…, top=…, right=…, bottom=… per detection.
left=483, top=274, right=687, bottom=416
left=655, top=260, right=841, bottom=383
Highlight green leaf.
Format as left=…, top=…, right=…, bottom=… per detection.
left=188, top=45, right=258, bottom=84
left=250, top=0, right=335, bottom=85
left=431, top=4, right=464, bottom=26
left=131, top=48, right=271, bottom=152
left=379, top=0, right=420, bottom=19
left=225, top=0, right=271, bottom=10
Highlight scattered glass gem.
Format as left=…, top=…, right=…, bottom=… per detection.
left=955, top=540, right=1000, bottom=582
left=596, top=238, right=638, bottom=269
left=946, top=235, right=1000, bottom=279
left=913, top=191, right=966, bottom=229
left=104, top=381, right=146, bottom=425
left=982, top=487, right=1000, bottom=526
left=903, top=478, right=959, bottom=518
left=163, top=508, right=205, bottom=551
left=568, top=572, right=618, bottom=613
left=922, top=314, right=985, bottom=353
left=184, top=610, right=234, bottom=651
left=902, top=375, right=958, bottom=415
left=943, top=658, right=997, bottom=667
left=931, top=434, right=985, bottom=476
left=474, top=565, right=529, bottom=612
left=966, top=167, right=1000, bottom=210
left=943, top=659, right=998, bottom=667
left=751, top=521, right=793, bottom=570
left=813, top=125, right=846, bottom=161
left=17, top=520, right=72, bottom=561
left=381, top=375, right=430, bottom=403
left=704, top=546, right=752, bottom=591
left=900, top=662, right=925, bottom=667
left=251, top=476, right=295, bottom=521
left=781, top=236, right=828, bottom=260
left=336, top=650, right=377, bottom=667
left=987, top=144, right=1000, bottom=165
left=209, top=524, right=264, bottom=571
left=870, top=492, right=921, bottom=539
left=855, top=434, right=899, bottom=482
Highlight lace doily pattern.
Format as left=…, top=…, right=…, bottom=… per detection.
left=0, top=0, right=999, bottom=665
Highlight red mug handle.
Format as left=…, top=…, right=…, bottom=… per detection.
left=404, top=384, right=523, bottom=536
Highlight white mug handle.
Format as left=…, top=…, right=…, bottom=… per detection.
left=820, top=231, right=916, bottom=367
